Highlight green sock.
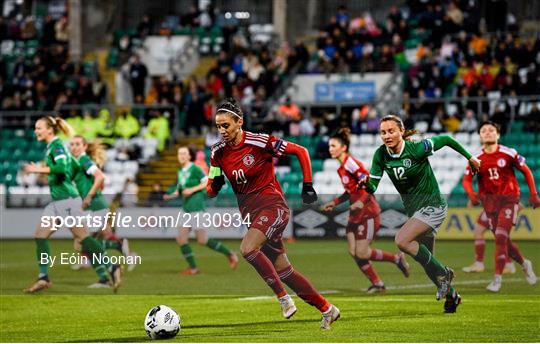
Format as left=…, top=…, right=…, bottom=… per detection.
left=81, top=236, right=110, bottom=281
left=206, top=238, right=232, bottom=256
left=412, top=244, right=447, bottom=285
left=180, top=244, right=197, bottom=269
left=102, top=239, right=122, bottom=252
left=36, top=238, right=50, bottom=278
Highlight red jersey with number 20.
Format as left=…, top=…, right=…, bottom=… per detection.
left=338, top=154, right=380, bottom=222
left=464, top=144, right=524, bottom=212
left=210, top=131, right=288, bottom=217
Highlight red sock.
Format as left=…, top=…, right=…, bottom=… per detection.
left=494, top=229, right=509, bottom=275
left=243, top=250, right=287, bottom=298
left=369, top=248, right=397, bottom=262
left=278, top=265, right=330, bottom=313
left=507, top=240, right=525, bottom=265
left=354, top=258, right=381, bottom=285
left=474, top=239, right=485, bottom=262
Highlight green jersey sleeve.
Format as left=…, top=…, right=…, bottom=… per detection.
left=49, top=144, right=69, bottom=174
left=410, top=139, right=434, bottom=160
left=193, top=165, right=208, bottom=183
left=431, top=135, right=473, bottom=160
left=79, top=155, right=98, bottom=176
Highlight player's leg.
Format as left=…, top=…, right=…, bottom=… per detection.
left=176, top=227, right=198, bottom=274
left=354, top=239, right=385, bottom=293
left=195, top=228, right=238, bottom=269
left=24, top=222, right=55, bottom=293
left=463, top=215, right=488, bottom=272
left=395, top=216, right=455, bottom=301
left=272, top=247, right=339, bottom=329
left=363, top=216, right=410, bottom=278
left=71, top=238, right=91, bottom=270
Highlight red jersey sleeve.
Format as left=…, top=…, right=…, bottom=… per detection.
left=513, top=152, right=539, bottom=197
left=268, top=136, right=313, bottom=183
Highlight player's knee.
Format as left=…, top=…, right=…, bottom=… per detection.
left=355, top=248, right=370, bottom=260
left=494, top=229, right=508, bottom=246
left=394, top=236, right=408, bottom=252
left=240, top=246, right=258, bottom=258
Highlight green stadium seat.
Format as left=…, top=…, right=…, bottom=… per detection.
left=312, top=159, right=323, bottom=172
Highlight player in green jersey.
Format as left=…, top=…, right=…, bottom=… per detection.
left=359, top=115, right=481, bottom=313
left=163, top=146, right=238, bottom=275
left=23, top=116, right=122, bottom=293
left=69, top=135, right=139, bottom=282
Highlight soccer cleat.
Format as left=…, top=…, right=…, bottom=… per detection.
left=522, top=260, right=537, bottom=285
left=228, top=253, right=239, bottom=269
left=121, top=238, right=131, bottom=257
left=462, top=261, right=485, bottom=273
left=503, top=262, right=516, bottom=274
left=366, top=283, right=386, bottom=294
left=320, top=305, right=340, bottom=330
left=279, top=295, right=297, bottom=319
left=436, top=267, right=454, bottom=301
left=486, top=276, right=502, bottom=292
left=109, top=264, right=123, bottom=293
left=127, top=252, right=140, bottom=272
left=88, top=280, right=111, bottom=289
left=444, top=291, right=462, bottom=313
left=180, top=267, right=200, bottom=275
left=396, top=252, right=410, bottom=277
left=23, top=278, right=51, bottom=293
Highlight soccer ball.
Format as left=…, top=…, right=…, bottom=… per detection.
left=144, top=305, right=180, bottom=339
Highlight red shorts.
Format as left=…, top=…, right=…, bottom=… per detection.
left=346, top=215, right=381, bottom=241
left=476, top=210, right=490, bottom=228
left=486, top=203, right=519, bottom=232
left=250, top=206, right=290, bottom=263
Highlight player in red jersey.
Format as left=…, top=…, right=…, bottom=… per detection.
left=462, top=209, right=518, bottom=274
left=321, top=128, right=410, bottom=293
left=206, top=99, right=340, bottom=330
left=462, top=121, right=540, bottom=292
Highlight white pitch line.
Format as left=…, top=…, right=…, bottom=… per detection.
left=238, top=278, right=532, bottom=301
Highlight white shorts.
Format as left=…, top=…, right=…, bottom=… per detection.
left=41, top=197, right=85, bottom=231
left=84, top=208, right=110, bottom=232
left=412, top=204, right=448, bottom=233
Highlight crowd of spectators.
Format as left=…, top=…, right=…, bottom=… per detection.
left=0, top=14, right=107, bottom=112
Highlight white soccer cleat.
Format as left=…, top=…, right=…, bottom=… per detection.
left=87, top=281, right=111, bottom=289
left=462, top=261, right=485, bottom=273
left=121, top=238, right=131, bottom=257
left=279, top=295, right=297, bottom=319
left=486, top=276, right=502, bottom=292
left=320, top=305, right=340, bottom=330
left=522, top=260, right=537, bottom=285
left=503, top=262, right=516, bottom=274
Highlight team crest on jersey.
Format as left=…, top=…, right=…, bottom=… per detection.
left=341, top=175, right=350, bottom=184
left=497, top=158, right=506, bottom=168
left=243, top=154, right=255, bottom=167
left=403, top=159, right=412, bottom=168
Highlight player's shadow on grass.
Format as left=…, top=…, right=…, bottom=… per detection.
left=66, top=336, right=147, bottom=343
left=184, top=318, right=314, bottom=329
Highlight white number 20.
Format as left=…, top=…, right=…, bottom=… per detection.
left=232, top=169, right=247, bottom=184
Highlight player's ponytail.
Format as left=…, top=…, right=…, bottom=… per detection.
left=76, top=135, right=107, bottom=168
left=215, top=98, right=243, bottom=122
left=381, top=114, right=418, bottom=141
left=331, top=128, right=351, bottom=152
left=41, top=116, right=76, bottom=137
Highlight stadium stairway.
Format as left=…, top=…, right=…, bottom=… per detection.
left=137, top=137, right=206, bottom=205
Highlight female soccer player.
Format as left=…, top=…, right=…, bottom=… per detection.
left=462, top=121, right=539, bottom=292
left=69, top=135, right=138, bottom=281
left=321, top=128, right=410, bottom=293
left=163, top=146, right=238, bottom=275
left=206, top=99, right=340, bottom=329
left=23, top=116, right=121, bottom=293
left=359, top=114, right=481, bottom=313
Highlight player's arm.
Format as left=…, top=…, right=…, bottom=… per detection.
left=514, top=156, right=540, bottom=208
left=25, top=147, right=68, bottom=175
left=361, top=149, right=383, bottom=194
left=83, top=161, right=105, bottom=209
left=430, top=135, right=480, bottom=172
left=462, top=166, right=479, bottom=205
left=206, top=165, right=224, bottom=198
left=281, top=141, right=317, bottom=204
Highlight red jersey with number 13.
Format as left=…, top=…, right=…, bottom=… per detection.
left=210, top=131, right=288, bottom=217
left=464, top=144, right=524, bottom=212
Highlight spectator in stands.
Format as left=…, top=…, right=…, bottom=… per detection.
left=459, top=109, right=478, bottom=133
left=144, top=110, right=170, bottom=151
left=115, top=111, right=140, bottom=139
left=137, top=15, right=152, bottom=38
left=523, top=105, right=540, bottom=133
left=491, top=104, right=510, bottom=134
left=129, top=54, right=148, bottom=101
left=121, top=178, right=139, bottom=207
left=184, top=80, right=205, bottom=135
left=194, top=149, right=209, bottom=174
left=54, top=15, right=68, bottom=44
left=147, top=183, right=165, bottom=207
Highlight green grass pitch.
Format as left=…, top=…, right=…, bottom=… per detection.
left=1, top=239, right=539, bottom=342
